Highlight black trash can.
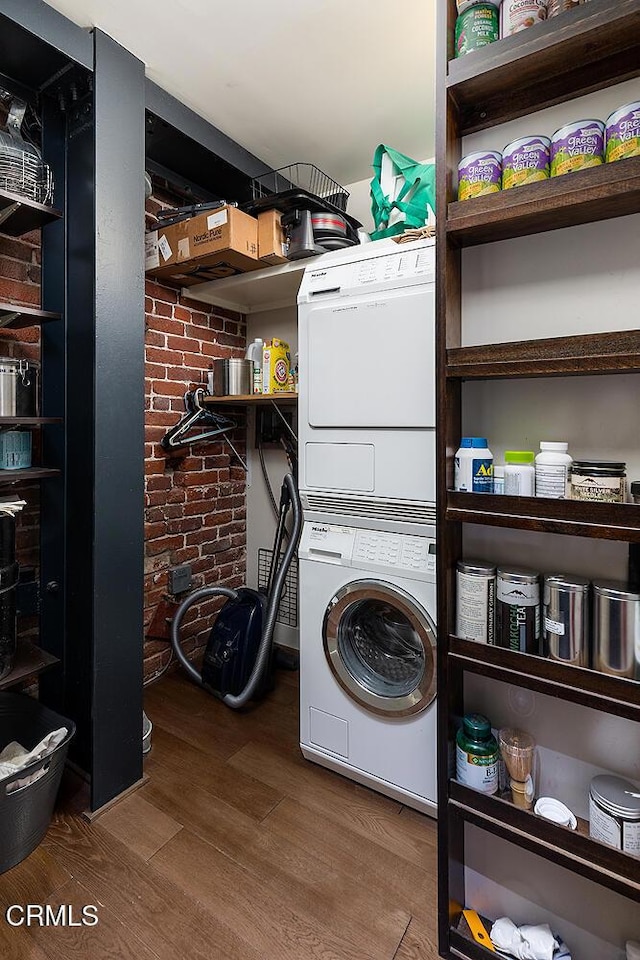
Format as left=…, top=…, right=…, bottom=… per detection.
left=0, top=692, right=75, bottom=873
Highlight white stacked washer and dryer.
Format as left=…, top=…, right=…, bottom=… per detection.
left=296, top=237, right=438, bottom=815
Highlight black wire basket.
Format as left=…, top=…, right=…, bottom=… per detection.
left=251, top=163, right=349, bottom=213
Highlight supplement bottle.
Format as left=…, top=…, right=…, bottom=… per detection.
left=504, top=451, right=535, bottom=496
left=456, top=714, right=499, bottom=794
left=493, top=465, right=505, bottom=494
left=535, top=441, right=572, bottom=498
left=454, top=438, right=493, bottom=493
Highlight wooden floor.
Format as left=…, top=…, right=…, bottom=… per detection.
left=0, top=667, right=439, bottom=959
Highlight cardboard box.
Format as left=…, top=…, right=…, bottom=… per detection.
left=145, top=205, right=261, bottom=284
left=257, top=210, right=289, bottom=265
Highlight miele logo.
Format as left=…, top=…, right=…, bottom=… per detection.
left=312, top=525, right=329, bottom=533
left=311, top=271, right=328, bottom=278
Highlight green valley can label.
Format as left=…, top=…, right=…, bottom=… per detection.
left=455, top=4, right=499, bottom=58
left=605, top=101, right=640, bottom=163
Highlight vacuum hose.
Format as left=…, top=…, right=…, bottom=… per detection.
left=169, top=473, right=302, bottom=709
left=223, top=472, right=301, bottom=709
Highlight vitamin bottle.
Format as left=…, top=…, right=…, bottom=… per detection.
left=456, top=713, right=499, bottom=794
left=454, top=438, right=493, bottom=493
left=535, top=441, right=572, bottom=499
left=504, top=451, right=535, bottom=496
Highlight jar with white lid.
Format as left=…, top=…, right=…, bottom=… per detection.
left=535, top=441, right=572, bottom=499
left=589, top=774, right=640, bottom=857
left=504, top=451, right=535, bottom=496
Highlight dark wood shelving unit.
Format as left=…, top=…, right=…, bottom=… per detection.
left=0, top=302, right=62, bottom=329
left=0, top=467, right=59, bottom=484
left=436, top=0, right=640, bottom=955
left=0, top=640, right=59, bottom=691
left=447, top=491, right=640, bottom=542
left=447, top=0, right=640, bottom=134
left=0, top=186, right=62, bottom=237
left=449, top=782, right=640, bottom=902
left=0, top=417, right=63, bottom=426
left=449, top=637, right=640, bottom=721
left=447, top=156, right=640, bottom=247
left=447, top=330, right=640, bottom=380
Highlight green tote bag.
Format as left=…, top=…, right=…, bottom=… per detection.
left=370, top=145, right=436, bottom=239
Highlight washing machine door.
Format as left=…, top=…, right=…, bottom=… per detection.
left=323, top=579, right=436, bottom=717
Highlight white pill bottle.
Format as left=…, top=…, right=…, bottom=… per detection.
left=535, top=441, right=572, bottom=499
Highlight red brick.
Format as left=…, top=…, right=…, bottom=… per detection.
left=146, top=315, right=185, bottom=336
left=146, top=411, right=177, bottom=427
left=150, top=379, right=190, bottom=398
left=172, top=546, right=200, bottom=565
left=0, top=278, right=39, bottom=305
left=0, top=236, right=38, bottom=261
left=167, top=335, right=201, bottom=353
left=146, top=346, right=184, bottom=366
left=146, top=331, right=166, bottom=347
left=145, top=362, right=166, bottom=379
left=146, top=535, right=184, bottom=556
left=151, top=397, right=171, bottom=411
left=147, top=476, right=172, bottom=492
left=145, top=281, right=178, bottom=303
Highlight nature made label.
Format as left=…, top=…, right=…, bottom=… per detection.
left=456, top=744, right=499, bottom=793
left=458, top=152, right=502, bottom=201
left=551, top=121, right=605, bottom=177
left=502, top=137, right=551, bottom=189
left=606, top=102, right=640, bottom=163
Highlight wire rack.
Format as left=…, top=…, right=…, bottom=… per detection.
left=251, top=163, right=349, bottom=212
left=257, top=548, right=298, bottom=628
left=0, top=147, right=53, bottom=205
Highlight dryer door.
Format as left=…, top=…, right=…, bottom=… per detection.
left=323, top=579, right=436, bottom=717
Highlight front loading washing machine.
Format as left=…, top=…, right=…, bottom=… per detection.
left=298, top=517, right=437, bottom=816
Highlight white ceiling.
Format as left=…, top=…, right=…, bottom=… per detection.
left=42, top=0, right=435, bottom=186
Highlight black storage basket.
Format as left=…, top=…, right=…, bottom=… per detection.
left=0, top=692, right=75, bottom=873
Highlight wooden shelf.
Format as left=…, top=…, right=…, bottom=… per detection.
left=447, top=330, right=640, bottom=380
left=0, top=467, right=60, bottom=484
left=0, top=302, right=62, bottom=329
left=449, top=637, right=640, bottom=722
left=0, top=187, right=62, bottom=237
left=446, top=0, right=640, bottom=135
left=202, top=393, right=297, bottom=405
left=447, top=156, right=640, bottom=247
left=0, top=641, right=59, bottom=691
left=0, top=418, right=62, bottom=426
left=446, top=491, right=640, bottom=542
left=449, top=781, right=640, bottom=902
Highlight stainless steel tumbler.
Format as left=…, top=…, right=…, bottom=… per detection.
left=593, top=580, right=640, bottom=679
left=543, top=574, right=590, bottom=667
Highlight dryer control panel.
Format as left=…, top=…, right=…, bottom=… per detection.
left=299, top=522, right=436, bottom=582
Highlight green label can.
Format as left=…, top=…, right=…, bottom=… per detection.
left=455, top=4, right=499, bottom=58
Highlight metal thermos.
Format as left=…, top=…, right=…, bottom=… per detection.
left=210, top=358, right=253, bottom=397
left=593, top=581, right=640, bottom=679
left=543, top=574, right=590, bottom=667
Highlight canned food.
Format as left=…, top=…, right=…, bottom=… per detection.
left=457, top=0, right=499, bottom=12
left=496, top=568, right=540, bottom=655
left=456, top=560, right=496, bottom=645
left=543, top=574, right=590, bottom=667
left=605, top=101, right=640, bottom=164
left=502, top=136, right=551, bottom=190
left=589, top=775, right=640, bottom=857
left=547, top=0, right=580, bottom=15
left=457, top=151, right=502, bottom=201
left=455, top=4, right=499, bottom=58
left=501, top=0, right=547, bottom=36
left=550, top=120, right=605, bottom=177
left=569, top=460, right=626, bottom=503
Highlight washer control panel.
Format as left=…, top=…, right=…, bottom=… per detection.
left=299, top=522, right=436, bottom=579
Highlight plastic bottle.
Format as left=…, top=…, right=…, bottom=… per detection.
left=504, top=451, right=535, bottom=496
left=245, top=338, right=264, bottom=395
left=456, top=714, right=499, bottom=794
left=493, top=465, right=505, bottom=495
left=535, top=441, right=572, bottom=499
left=454, top=438, right=493, bottom=493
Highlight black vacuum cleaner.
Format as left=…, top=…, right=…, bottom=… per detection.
left=170, top=472, right=302, bottom=709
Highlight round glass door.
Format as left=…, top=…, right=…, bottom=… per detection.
left=323, top=580, right=437, bottom=717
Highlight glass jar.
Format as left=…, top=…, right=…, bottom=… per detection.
left=570, top=460, right=626, bottom=503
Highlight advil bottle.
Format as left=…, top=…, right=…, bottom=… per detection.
left=454, top=438, right=494, bottom=493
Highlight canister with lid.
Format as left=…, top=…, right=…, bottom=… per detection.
left=570, top=460, right=626, bottom=503
left=543, top=574, right=590, bottom=667
left=592, top=580, right=640, bottom=679
left=497, top=568, right=540, bottom=654
left=535, top=441, right=572, bottom=499
left=456, top=560, right=496, bottom=645
left=589, top=774, right=640, bottom=857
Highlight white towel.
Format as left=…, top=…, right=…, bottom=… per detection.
left=0, top=727, right=68, bottom=793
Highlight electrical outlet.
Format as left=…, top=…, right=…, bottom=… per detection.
left=168, top=564, right=192, bottom=595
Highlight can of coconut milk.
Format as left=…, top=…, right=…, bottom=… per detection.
left=457, top=151, right=502, bottom=201
left=502, top=136, right=551, bottom=189
left=501, top=0, right=548, bottom=36
left=550, top=120, right=605, bottom=176
left=605, top=102, right=640, bottom=163
left=455, top=4, right=500, bottom=58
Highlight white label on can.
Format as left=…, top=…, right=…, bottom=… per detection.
left=589, top=794, right=622, bottom=849
left=544, top=616, right=565, bottom=636
left=536, top=463, right=568, bottom=498
left=456, top=744, right=498, bottom=793
left=622, top=819, right=640, bottom=857
left=457, top=571, right=493, bottom=643
left=497, top=578, right=538, bottom=606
